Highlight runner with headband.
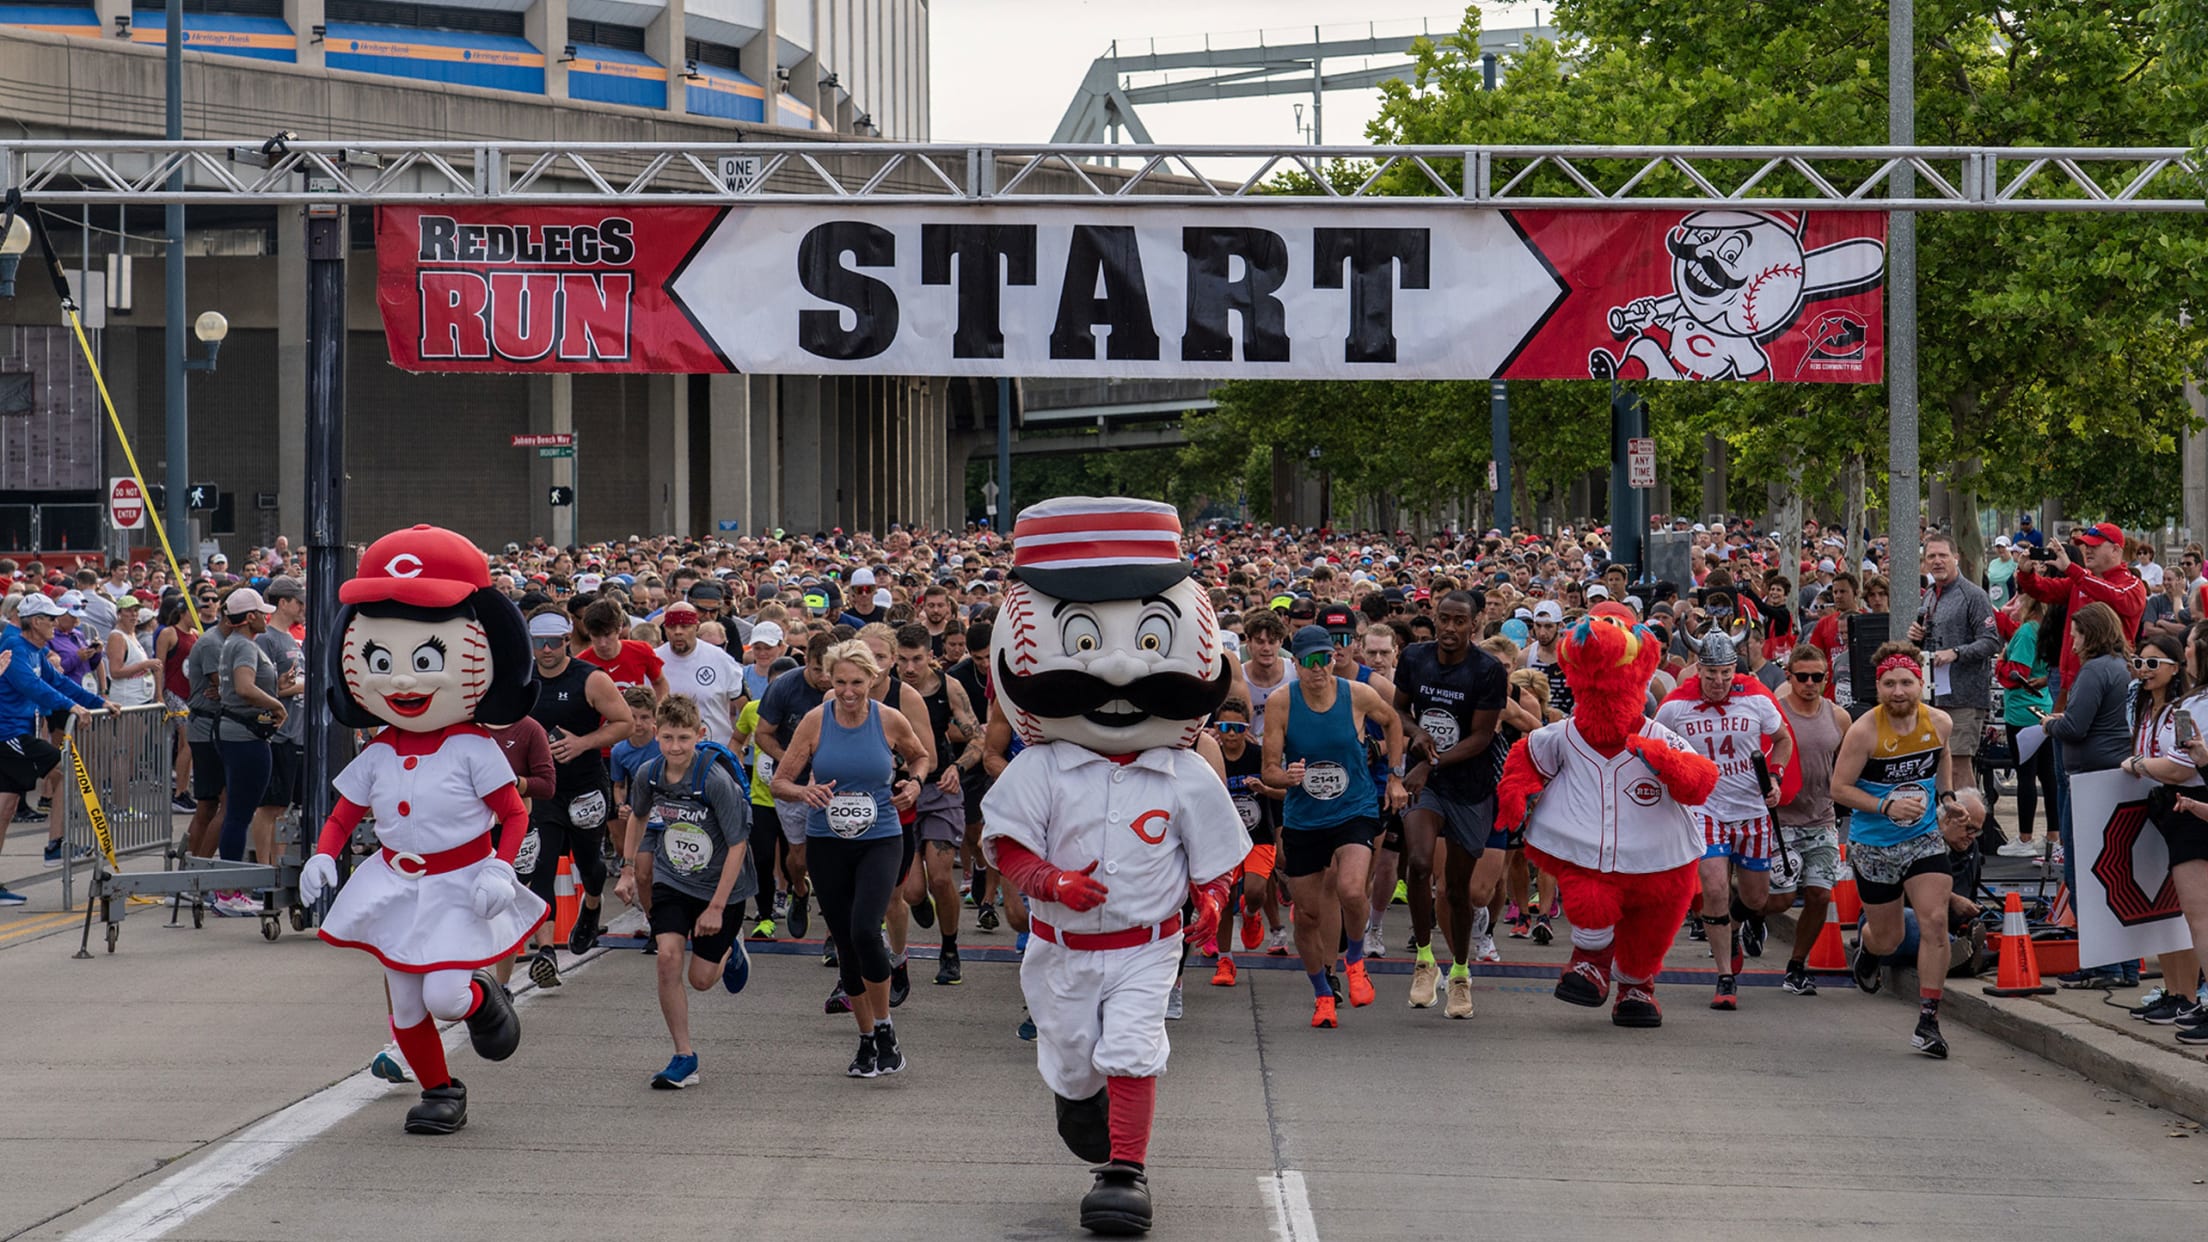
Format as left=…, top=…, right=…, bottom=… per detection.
left=521, top=606, right=633, bottom=986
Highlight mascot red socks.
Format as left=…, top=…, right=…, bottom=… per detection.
left=1496, top=603, right=1718, bottom=1027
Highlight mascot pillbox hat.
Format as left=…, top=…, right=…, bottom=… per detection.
left=1009, top=496, right=1189, bottom=603
left=341, top=524, right=490, bottom=608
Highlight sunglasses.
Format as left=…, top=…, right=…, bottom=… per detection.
left=1213, top=721, right=1249, bottom=735
left=1791, top=671, right=1827, bottom=684
left=1331, top=632, right=1356, bottom=647
left=2131, top=657, right=2174, bottom=671
left=1296, top=650, right=1332, bottom=670
left=531, top=636, right=568, bottom=649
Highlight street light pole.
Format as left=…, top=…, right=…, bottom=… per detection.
left=162, top=0, right=189, bottom=568
left=1887, top=0, right=1922, bottom=629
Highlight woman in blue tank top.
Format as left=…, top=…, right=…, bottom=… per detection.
left=772, top=639, right=931, bottom=1079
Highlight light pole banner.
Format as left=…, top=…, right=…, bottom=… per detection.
left=375, top=204, right=1886, bottom=382
left=2069, top=768, right=2195, bottom=967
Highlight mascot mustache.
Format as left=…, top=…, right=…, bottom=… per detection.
left=995, top=652, right=1233, bottom=723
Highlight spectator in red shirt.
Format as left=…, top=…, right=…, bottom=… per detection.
left=574, top=596, right=669, bottom=702
left=2016, top=521, right=2147, bottom=706
left=1803, top=571, right=1864, bottom=704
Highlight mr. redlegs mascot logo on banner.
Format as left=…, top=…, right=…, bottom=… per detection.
left=1496, top=603, right=1720, bottom=1027
left=299, top=524, right=544, bottom=1135
left=979, top=496, right=1247, bottom=1237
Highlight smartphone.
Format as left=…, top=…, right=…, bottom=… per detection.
left=2029, top=545, right=2058, bottom=562
left=2179, top=709, right=2199, bottom=747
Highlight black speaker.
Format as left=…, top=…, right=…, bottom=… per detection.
left=1844, top=611, right=1890, bottom=712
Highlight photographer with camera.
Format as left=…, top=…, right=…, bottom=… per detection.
left=2017, top=522, right=2147, bottom=710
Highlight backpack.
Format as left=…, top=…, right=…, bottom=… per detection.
left=651, top=739, right=748, bottom=799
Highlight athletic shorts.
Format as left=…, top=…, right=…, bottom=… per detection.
left=1408, top=787, right=1494, bottom=859
left=0, top=734, right=61, bottom=796
left=962, top=769, right=993, bottom=824
left=1241, top=842, right=1276, bottom=879
left=44, top=708, right=69, bottom=734
left=1281, top=817, right=1378, bottom=879
left=913, top=783, right=963, bottom=846
left=259, top=741, right=301, bottom=809
left=1376, top=810, right=1404, bottom=853
left=1850, top=832, right=1950, bottom=905
left=775, top=797, right=812, bottom=846
left=647, top=883, right=741, bottom=967
left=1488, top=823, right=1526, bottom=851
left=2157, top=795, right=2208, bottom=868
left=1697, top=812, right=1774, bottom=871
left=1769, top=822, right=1841, bottom=895
left=190, top=739, right=226, bottom=801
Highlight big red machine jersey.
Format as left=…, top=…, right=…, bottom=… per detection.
left=1654, top=692, right=1785, bottom=821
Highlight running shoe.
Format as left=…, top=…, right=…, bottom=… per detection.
left=2141, top=994, right=2196, bottom=1025
left=14, top=806, right=45, bottom=824
left=1362, top=924, right=1386, bottom=960
left=567, top=902, right=600, bottom=955
left=1508, top=913, right=1532, bottom=939
left=1710, top=974, right=1739, bottom=1011
left=1166, top=979, right=1185, bottom=1020
left=2057, top=969, right=2119, bottom=990
left=976, top=902, right=999, bottom=933
left=1345, top=961, right=1376, bottom=1007
left=872, top=1025, right=906, bottom=1075
left=1554, top=950, right=1611, bottom=1007
left=1311, top=995, right=1339, bottom=1028
left=1265, top=927, right=1291, bottom=956
left=1531, top=914, right=1554, bottom=947
left=1504, top=901, right=1521, bottom=925
left=1781, top=965, right=1818, bottom=996
left=847, top=1036, right=878, bottom=1078
left=1325, top=968, right=1342, bottom=1003
left=786, top=896, right=810, bottom=940
left=1444, top=974, right=1474, bottom=1020
left=1393, top=880, right=1408, bottom=906
left=2176, top=1023, right=2208, bottom=1046
left=528, top=947, right=562, bottom=990
left=0, top=887, right=25, bottom=907
left=935, top=943, right=962, bottom=986
left=1686, top=913, right=1707, bottom=942
left=369, top=1051, right=412, bottom=1084
left=216, top=892, right=261, bottom=918
left=2175, top=1004, right=2208, bottom=1031
left=1612, top=984, right=1662, bottom=1028
left=722, top=936, right=751, bottom=995
left=1407, top=960, right=1440, bottom=1008
left=1015, top=931, right=1031, bottom=955
left=42, top=841, right=91, bottom=868
left=911, top=893, right=936, bottom=930
left=1849, top=941, right=1883, bottom=994
left=1911, top=1016, right=1949, bottom=1059
left=824, top=985, right=851, bottom=1015
left=652, top=1052, right=700, bottom=1089
left=750, top=918, right=776, bottom=941
left=1548, top=900, right=1562, bottom=920
left=1017, top=1014, right=1038, bottom=1041
left=1741, top=915, right=1767, bottom=959
left=170, top=795, right=197, bottom=814
left=823, top=939, right=839, bottom=968
left=1996, top=838, right=2041, bottom=858
left=1475, top=934, right=1502, bottom=964
left=1210, top=957, right=1238, bottom=988
left=1239, top=910, right=1264, bottom=951
left=889, top=960, right=911, bottom=1008
left=2127, top=987, right=2170, bottom=1018
left=773, top=890, right=790, bottom=921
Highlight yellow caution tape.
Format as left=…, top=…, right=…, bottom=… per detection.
left=68, top=738, right=119, bottom=871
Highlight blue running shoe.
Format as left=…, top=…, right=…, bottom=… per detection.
left=1015, top=931, right=1030, bottom=955
left=369, top=1052, right=412, bottom=1084
left=1017, top=1014, right=1037, bottom=1041
left=0, top=887, right=26, bottom=907
left=651, top=1053, right=700, bottom=1090
left=723, top=934, right=751, bottom=995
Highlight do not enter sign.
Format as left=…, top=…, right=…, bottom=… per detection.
left=109, top=477, right=147, bottom=530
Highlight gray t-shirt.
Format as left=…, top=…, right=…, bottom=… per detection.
left=635, top=757, right=756, bottom=905
left=256, top=627, right=306, bottom=746
left=215, top=627, right=280, bottom=742
left=183, top=630, right=228, bottom=743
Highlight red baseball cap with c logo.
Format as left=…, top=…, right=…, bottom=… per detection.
left=341, top=524, right=491, bottom=608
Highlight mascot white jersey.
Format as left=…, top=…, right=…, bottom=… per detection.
left=980, top=496, right=1247, bottom=1237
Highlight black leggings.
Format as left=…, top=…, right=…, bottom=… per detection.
left=810, top=833, right=901, bottom=996
left=2008, top=722, right=2058, bottom=840
left=524, top=814, right=608, bottom=908
left=750, top=804, right=785, bottom=920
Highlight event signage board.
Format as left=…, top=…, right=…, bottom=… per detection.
left=377, top=204, right=1886, bottom=382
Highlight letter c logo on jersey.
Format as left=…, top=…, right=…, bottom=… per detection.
left=1130, top=809, right=1170, bottom=845
left=1626, top=778, right=1663, bottom=807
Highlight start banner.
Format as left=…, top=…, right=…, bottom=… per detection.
left=376, top=204, right=1886, bottom=382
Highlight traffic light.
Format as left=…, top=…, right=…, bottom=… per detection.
left=188, top=483, right=221, bottom=511
left=548, top=486, right=574, bottom=507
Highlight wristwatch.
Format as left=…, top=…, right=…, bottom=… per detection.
left=1389, top=763, right=1407, bottom=779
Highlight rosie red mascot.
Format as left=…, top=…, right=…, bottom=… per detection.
left=299, top=525, right=544, bottom=1134
left=1495, top=602, right=1719, bottom=1027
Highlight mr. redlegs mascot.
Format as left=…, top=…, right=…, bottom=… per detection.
left=1496, top=603, right=1719, bottom=1026
left=299, top=525, right=545, bottom=1134
left=981, top=497, right=1246, bottom=1236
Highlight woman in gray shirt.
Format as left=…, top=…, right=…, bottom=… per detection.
left=2041, top=601, right=2136, bottom=986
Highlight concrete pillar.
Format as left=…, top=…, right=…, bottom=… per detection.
left=780, top=376, right=823, bottom=532
left=1700, top=434, right=1728, bottom=524
left=835, top=379, right=860, bottom=531
left=529, top=374, right=575, bottom=546
left=748, top=374, right=778, bottom=533
left=741, top=0, right=779, bottom=118
left=528, top=0, right=570, bottom=100
left=648, top=0, right=685, bottom=116
left=706, top=373, right=750, bottom=535
left=787, top=51, right=819, bottom=129
left=2185, top=377, right=2206, bottom=547
left=647, top=374, right=689, bottom=537
left=275, top=207, right=307, bottom=545
left=818, top=376, right=843, bottom=532
left=286, top=0, right=325, bottom=69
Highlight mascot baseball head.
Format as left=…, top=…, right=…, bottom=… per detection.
left=1556, top=601, right=1665, bottom=749
left=993, top=496, right=1231, bottom=753
left=326, top=524, right=536, bottom=732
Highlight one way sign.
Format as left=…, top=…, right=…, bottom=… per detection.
left=188, top=483, right=221, bottom=512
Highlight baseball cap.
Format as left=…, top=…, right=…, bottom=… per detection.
left=113, top=593, right=144, bottom=610
left=1586, top=584, right=1611, bottom=601
left=872, top=588, right=893, bottom=608
left=265, top=575, right=304, bottom=601
left=660, top=602, right=700, bottom=626
left=750, top=621, right=786, bottom=647
left=1532, top=601, right=1565, bottom=624
left=2075, top=521, right=2125, bottom=548
left=342, top=524, right=491, bottom=608
left=851, top=568, right=876, bottom=587
left=55, top=590, right=87, bottom=615
left=1317, top=604, right=1358, bottom=634
left=688, top=580, right=726, bottom=602
left=1290, top=624, right=1333, bottom=661
left=16, top=593, right=63, bottom=619
left=224, top=587, right=276, bottom=617
left=574, top=572, right=604, bottom=593
left=1991, top=536, right=2011, bottom=549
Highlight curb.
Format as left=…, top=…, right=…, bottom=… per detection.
left=1771, top=909, right=2208, bottom=1123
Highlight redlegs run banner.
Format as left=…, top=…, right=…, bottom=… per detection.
left=376, top=204, right=1886, bottom=382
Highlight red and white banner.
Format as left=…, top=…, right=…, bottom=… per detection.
left=2070, top=769, right=2194, bottom=966
left=377, top=204, right=1885, bottom=382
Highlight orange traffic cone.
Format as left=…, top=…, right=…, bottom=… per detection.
left=1982, top=891, right=2057, bottom=997
left=1834, top=873, right=1862, bottom=928
left=1805, top=892, right=1847, bottom=970
left=552, top=856, right=579, bottom=946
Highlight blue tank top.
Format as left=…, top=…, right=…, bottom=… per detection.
left=1354, top=664, right=1388, bottom=782
left=806, top=699, right=900, bottom=842
left=1848, top=702, right=1944, bottom=848
left=1283, top=677, right=1380, bottom=831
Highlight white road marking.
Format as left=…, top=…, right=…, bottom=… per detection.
left=1261, top=1170, right=1320, bottom=1242
left=67, top=918, right=637, bottom=1242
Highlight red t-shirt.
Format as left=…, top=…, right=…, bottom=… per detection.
left=577, top=639, right=663, bottom=691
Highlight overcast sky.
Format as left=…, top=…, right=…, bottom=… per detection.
left=929, top=1, right=1548, bottom=146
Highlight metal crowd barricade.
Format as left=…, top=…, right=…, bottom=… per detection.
left=59, top=703, right=319, bottom=955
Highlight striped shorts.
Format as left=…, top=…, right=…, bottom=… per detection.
left=1697, top=812, right=1775, bottom=872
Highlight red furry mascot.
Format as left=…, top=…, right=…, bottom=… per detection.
left=1495, top=603, right=1719, bottom=1027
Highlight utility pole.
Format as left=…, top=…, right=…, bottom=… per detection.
left=1308, top=26, right=1322, bottom=146
left=995, top=377, right=1012, bottom=528
left=1887, top=0, right=1923, bottom=628
left=163, top=0, right=188, bottom=565
left=302, top=202, right=349, bottom=872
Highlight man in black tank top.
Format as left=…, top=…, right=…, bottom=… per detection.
left=896, top=625, right=987, bottom=984
left=520, top=606, right=635, bottom=986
